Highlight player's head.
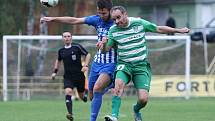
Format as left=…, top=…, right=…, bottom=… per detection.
left=62, top=32, right=72, bottom=45
left=110, top=6, right=128, bottom=28
left=96, top=0, right=113, bottom=21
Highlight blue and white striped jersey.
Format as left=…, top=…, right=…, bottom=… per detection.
left=85, top=15, right=117, bottom=64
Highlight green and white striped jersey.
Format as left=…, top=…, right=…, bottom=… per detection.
left=107, top=17, right=157, bottom=65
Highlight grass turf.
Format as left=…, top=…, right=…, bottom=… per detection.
left=0, top=97, right=214, bottom=121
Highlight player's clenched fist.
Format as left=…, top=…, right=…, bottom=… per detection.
left=40, top=17, right=55, bottom=23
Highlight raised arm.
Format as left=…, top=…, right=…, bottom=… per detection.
left=40, top=16, right=85, bottom=25
left=156, top=26, right=190, bottom=34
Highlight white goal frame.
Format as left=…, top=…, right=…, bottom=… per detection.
left=2, top=35, right=191, bottom=101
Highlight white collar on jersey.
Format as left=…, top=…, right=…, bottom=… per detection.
left=64, top=44, right=71, bottom=49
left=121, top=17, right=131, bottom=28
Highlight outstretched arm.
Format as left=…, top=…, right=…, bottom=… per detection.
left=40, top=16, right=85, bottom=24
left=156, top=26, right=190, bottom=34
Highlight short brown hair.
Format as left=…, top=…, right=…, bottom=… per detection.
left=110, top=6, right=127, bottom=14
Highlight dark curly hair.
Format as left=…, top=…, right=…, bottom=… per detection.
left=96, top=0, right=113, bottom=10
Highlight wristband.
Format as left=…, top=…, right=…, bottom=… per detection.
left=53, top=69, right=58, bottom=73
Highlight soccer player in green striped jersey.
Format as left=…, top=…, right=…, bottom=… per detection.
left=101, top=6, right=190, bottom=121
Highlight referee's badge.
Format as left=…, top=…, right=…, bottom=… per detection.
left=72, top=55, right=76, bottom=60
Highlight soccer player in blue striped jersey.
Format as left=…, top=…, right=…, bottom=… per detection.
left=100, top=6, right=190, bottom=121
left=40, top=0, right=116, bottom=121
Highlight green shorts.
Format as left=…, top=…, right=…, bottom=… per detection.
left=115, top=61, right=152, bottom=91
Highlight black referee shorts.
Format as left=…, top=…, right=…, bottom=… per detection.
left=64, top=77, right=85, bottom=93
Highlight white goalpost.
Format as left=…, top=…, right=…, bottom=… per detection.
left=2, top=35, right=191, bottom=102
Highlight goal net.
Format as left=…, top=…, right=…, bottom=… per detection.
left=2, top=35, right=191, bottom=101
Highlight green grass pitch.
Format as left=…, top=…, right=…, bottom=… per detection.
left=0, top=97, right=214, bottom=121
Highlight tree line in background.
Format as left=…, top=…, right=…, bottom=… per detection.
left=0, top=0, right=212, bottom=77
left=0, top=0, right=96, bottom=77
left=0, top=0, right=98, bottom=37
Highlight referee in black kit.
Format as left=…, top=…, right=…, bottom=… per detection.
left=51, top=31, right=91, bottom=121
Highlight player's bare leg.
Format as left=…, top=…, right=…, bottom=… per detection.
left=72, top=88, right=79, bottom=101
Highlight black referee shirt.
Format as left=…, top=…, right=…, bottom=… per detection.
left=58, top=43, right=88, bottom=80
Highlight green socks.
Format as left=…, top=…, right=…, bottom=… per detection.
left=134, top=102, right=145, bottom=113
left=111, top=96, right=121, bottom=118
